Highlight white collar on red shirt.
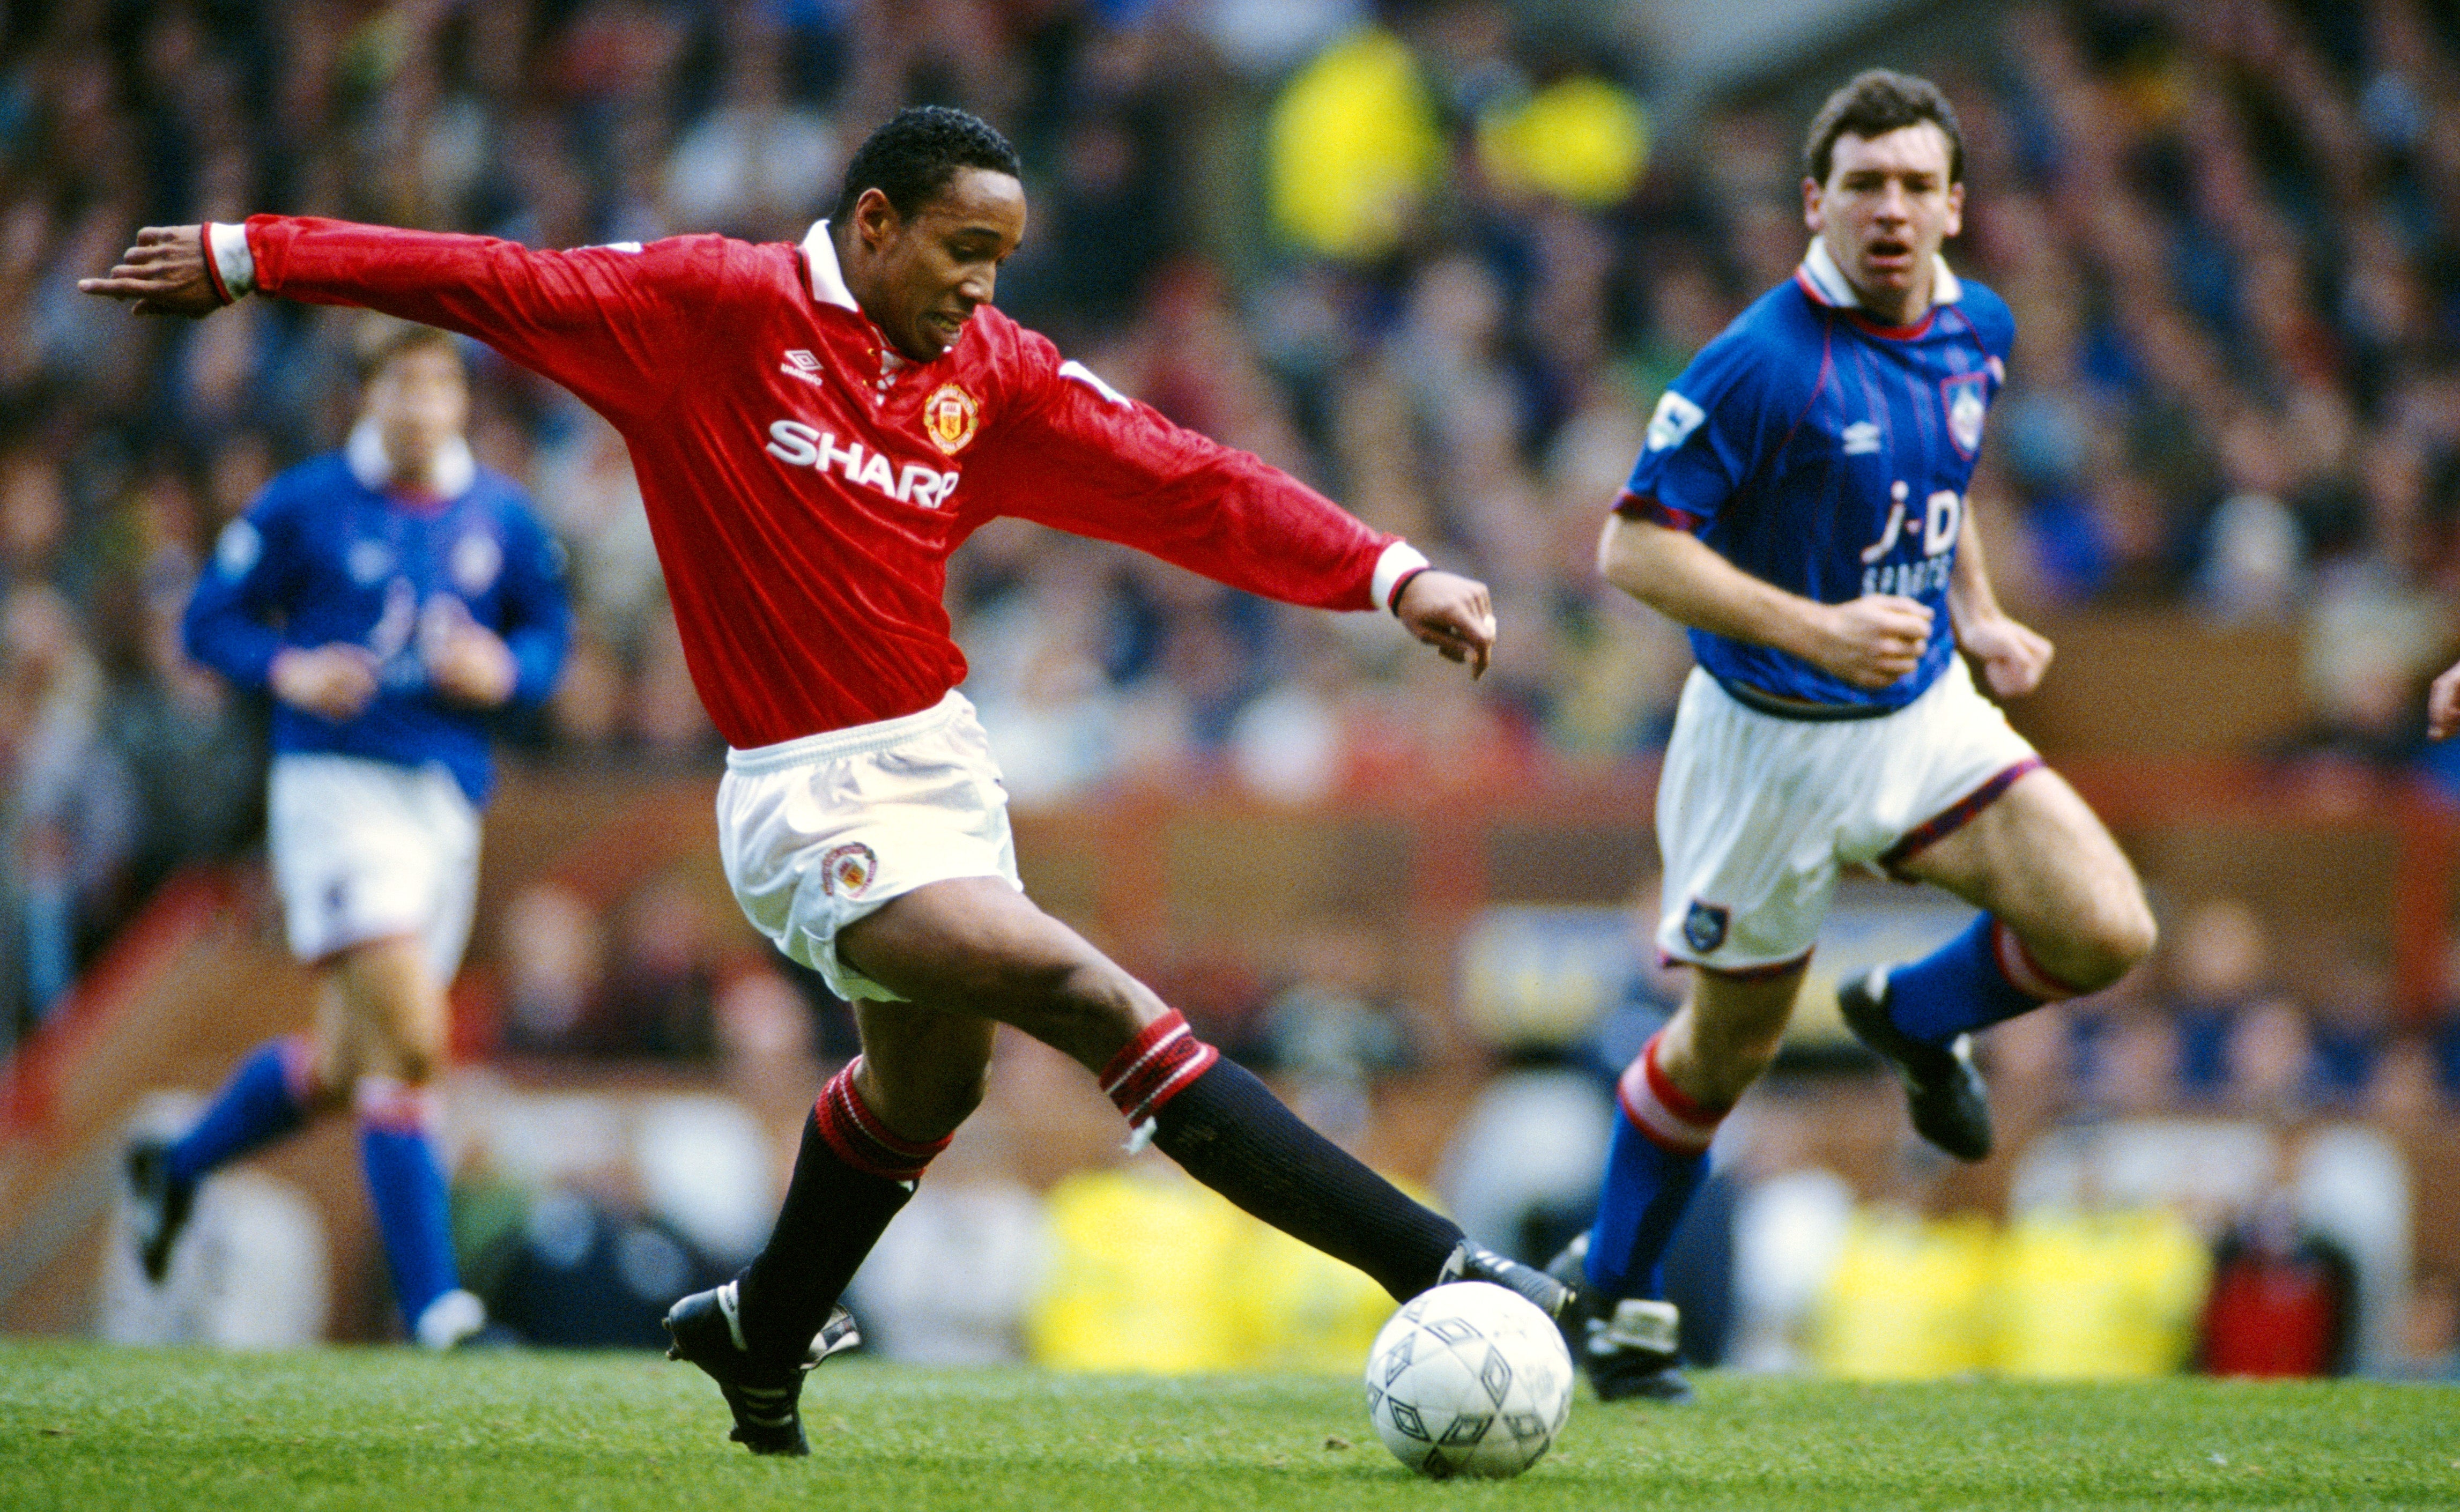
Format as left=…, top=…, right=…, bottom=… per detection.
left=1797, top=236, right=1962, bottom=312
left=346, top=418, right=475, bottom=501
left=800, top=220, right=861, bottom=313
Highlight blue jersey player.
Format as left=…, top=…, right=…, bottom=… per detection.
left=128, top=321, right=569, bottom=1348
left=1549, top=72, right=2157, bottom=1399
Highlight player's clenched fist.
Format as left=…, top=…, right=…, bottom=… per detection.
left=1957, top=610, right=2054, bottom=699
left=1396, top=569, right=1498, bottom=679
left=1809, top=594, right=1933, bottom=690
left=269, top=644, right=379, bottom=721
left=2429, top=659, right=2460, bottom=741
left=419, top=597, right=519, bottom=707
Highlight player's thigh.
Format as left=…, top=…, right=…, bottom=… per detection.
left=329, top=933, right=451, bottom=1078
left=837, top=876, right=1163, bottom=1063
left=1897, top=768, right=2147, bottom=949
left=850, top=997, right=998, bottom=1140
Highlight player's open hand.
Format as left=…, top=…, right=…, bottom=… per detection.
left=270, top=644, right=380, bottom=721
left=2428, top=658, right=2460, bottom=740
left=1812, top=594, right=1933, bottom=689
left=1396, top=569, right=1497, bottom=679
left=1959, top=610, right=2054, bottom=699
left=77, top=225, right=224, bottom=317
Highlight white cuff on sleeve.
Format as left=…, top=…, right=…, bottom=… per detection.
left=206, top=221, right=255, bottom=300
left=1371, top=540, right=1432, bottom=614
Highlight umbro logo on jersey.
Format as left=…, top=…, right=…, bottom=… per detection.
left=1842, top=421, right=1881, bottom=455
left=780, top=350, right=825, bottom=387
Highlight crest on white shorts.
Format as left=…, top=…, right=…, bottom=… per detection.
left=820, top=841, right=878, bottom=898
left=1681, top=899, right=1728, bottom=954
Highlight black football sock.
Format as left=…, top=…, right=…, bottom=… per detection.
left=735, top=1058, right=947, bottom=1370
left=1105, top=1011, right=1463, bottom=1303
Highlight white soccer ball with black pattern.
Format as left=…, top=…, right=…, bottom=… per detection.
left=1362, top=1280, right=1573, bottom=1479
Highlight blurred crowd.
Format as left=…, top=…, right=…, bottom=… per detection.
left=10, top=1, right=2460, bottom=1040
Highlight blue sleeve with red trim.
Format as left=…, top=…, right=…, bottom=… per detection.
left=1615, top=320, right=1783, bottom=533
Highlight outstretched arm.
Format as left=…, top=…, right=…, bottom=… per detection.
left=1944, top=510, right=2053, bottom=698
left=86, top=218, right=733, bottom=424
left=1596, top=513, right=1932, bottom=691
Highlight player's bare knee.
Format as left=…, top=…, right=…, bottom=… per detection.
left=865, top=1067, right=982, bottom=1141
left=2089, top=899, right=2157, bottom=987
left=2049, top=899, right=2156, bottom=995
left=1043, top=959, right=1147, bottom=1037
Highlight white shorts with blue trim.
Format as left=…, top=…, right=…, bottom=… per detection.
left=268, top=753, right=480, bottom=980
left=718, top=691, right=1022, bottom=1004
left=1654, top=656, right=2041, bottom=973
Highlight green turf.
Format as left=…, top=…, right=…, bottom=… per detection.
left=1, top=1341, right=2454, bottom=1511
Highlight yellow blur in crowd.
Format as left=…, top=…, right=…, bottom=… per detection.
left=1268, top=28, right=1649, bottom=260
left=1810, top=1207, right=2213, bottom=1381
left=1028, top=1166, right=1405, bottom=1373
left=1028, top=1170, right=2212, bottom=1379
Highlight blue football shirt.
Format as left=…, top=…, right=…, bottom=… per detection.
left=1618, top=239, right=2013, bottom=711
left=184, top=426, right=571, bottom=805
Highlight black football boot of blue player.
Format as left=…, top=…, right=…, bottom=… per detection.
left=1545, top=1234, right=1693, bottom=1403
left=125, top=1136, right=197, bottom=1284
left=1839, top=966, right=1992, bottom=1161
left=664, top=1280, right=859, bottom=1456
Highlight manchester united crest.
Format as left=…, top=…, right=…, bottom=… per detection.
left=820, top=841, right=878, bottom=898
left=923, top=383, right=981, bottom=456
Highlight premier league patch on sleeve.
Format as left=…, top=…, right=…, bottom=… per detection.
left=1644, top=390, right=1706, bottom=453
left=1681, top=899, right=1729, bottom=954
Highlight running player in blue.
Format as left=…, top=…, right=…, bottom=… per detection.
left=127, top=320, right=569, bottom=1348
left=1549, top=71, right=2157, bottom=1399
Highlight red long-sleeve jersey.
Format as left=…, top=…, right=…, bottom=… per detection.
left=239, top=216, right=1411, bottom=749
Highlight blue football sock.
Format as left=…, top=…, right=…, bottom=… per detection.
left=1884, top=915, right=2046, bottom=1044
left=166, top=1038, right=310, bottom=1188
left=358, top=1089, right=460, bottom=1335
left=1585, top=1035, right=1723, bottom=1301
left=1585, top=1109, right=1710, bottom=1300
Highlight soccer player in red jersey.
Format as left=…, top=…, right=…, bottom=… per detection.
left=87, top=106, right=1564, bottom=1451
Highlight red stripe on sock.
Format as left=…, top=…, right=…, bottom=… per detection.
left=812, top=1061, right=949, bottom=1182
left=1099, top=1011, right=1220, bottom=1126
left=1990, top=920, right=2084, bottom=1000
left=1615, top=1032, right=1725, bottom=1154
left=277, top=1035, right=317, bottom=1102
left=353, top=1077, right=435, bottom=1133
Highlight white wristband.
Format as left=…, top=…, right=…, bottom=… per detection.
left=206, top=222, right=255, bottom=300
left=1372, top=540, right=1432, bottom=614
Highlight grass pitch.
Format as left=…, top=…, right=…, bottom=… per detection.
left=2, top=1341, right=2454, bottom=1511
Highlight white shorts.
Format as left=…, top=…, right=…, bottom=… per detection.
left=1655, top=657, right=2041, bottom=973
left=718, top=691, right=1021, bottom=1003
left=268, top=754, right=481, bottom=980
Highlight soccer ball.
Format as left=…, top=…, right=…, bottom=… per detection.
left=1362, top=1280, right=1573, bottom=1479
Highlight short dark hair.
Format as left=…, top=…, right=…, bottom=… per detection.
left=353, top=315, right=461, bottom=384
left=834, top=105, right=1022, bottom=225
left=1804, top=69, right=1965, bottom=188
